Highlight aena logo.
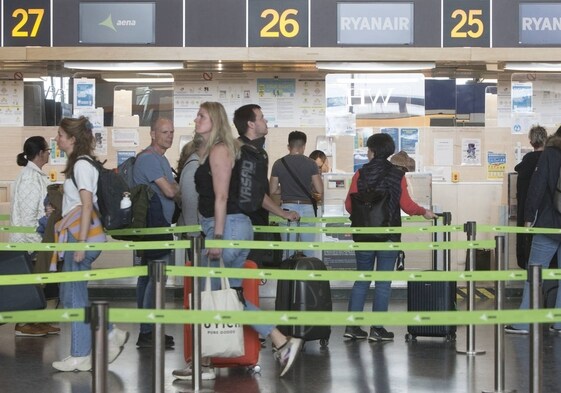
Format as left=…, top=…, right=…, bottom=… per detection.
left=99, top=14, right=137, bottom=32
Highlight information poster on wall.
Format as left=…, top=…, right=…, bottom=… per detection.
left=73, top=78, right=95, bottom=109
left=49, top=137, right=66, bottom=165
left=461, top=138, right=482, bottom=165
left=400, top=128, right=419, bottom=154
left=256, top=78, right=297, bottom=127
left=0, top=79, right=23, bottom=126
left=296, top=79, right=325, bottom=127
left=511, top=82, right=532, bottom=113
left=487, top=152, right=506, bottom=180
left=381, top=128, right=399, bottom=150
left=174, top=81, right=219, bottom=127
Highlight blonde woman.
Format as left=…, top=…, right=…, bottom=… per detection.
left=172, top=102, right=302, bottom=381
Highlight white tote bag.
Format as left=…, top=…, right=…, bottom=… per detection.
left=199, top=262, right=245, bottom=358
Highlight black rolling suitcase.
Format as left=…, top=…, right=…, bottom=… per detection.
left=0, top=251, right=46, bottom=312
left=275, top=230, right=332, bottom=348
left=406, top=213, right=457, bottom=341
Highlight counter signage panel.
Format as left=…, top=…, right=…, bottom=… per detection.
left=442, top=0, right=490, bottom=47
left=247, top=0, right=309, bottom=47
left=519, top=3, right=561, bottom=45
left=3, top=0, right=51, bottom=47
left=337, top=2, right=414, bottom=45
left=79, top=2, right=155, bottom=44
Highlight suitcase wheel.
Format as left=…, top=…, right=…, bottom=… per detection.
left=248, top=364, right=261, bottom=374
left=405, top=333, right=417, bottom=342
left=319, top=338, right=329, bottom=348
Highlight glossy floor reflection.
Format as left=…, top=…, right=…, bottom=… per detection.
left=1, top=296, right=560, bottom=393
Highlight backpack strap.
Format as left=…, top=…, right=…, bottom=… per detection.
left=70, top=156, right=99, bottom=188
left=280, top=157, right=318, bottom=217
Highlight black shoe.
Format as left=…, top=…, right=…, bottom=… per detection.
left=504, top=325, right=529, bottom=335
left=136, top=332, right=175, bottom=348
left=343, top=326, right=368, bottom=340
left=368, top=327, right=394, bottom=342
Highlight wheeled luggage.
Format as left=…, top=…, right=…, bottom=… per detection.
left=406, top=213, right=457, bottom=341
left=275, top=230, right=332, bottom=347
left=0, top=251, right=46, bottom=312
left=183, top=260, right=261, bottom=371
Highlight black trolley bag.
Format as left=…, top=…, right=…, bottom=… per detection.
left=405, top=212, right=457, bottom=341
left=275, top=226, right=332, bottom=348
left=0, top=251, right=46, bottom=313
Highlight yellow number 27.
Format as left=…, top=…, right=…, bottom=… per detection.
left=12, top=8, right=45, bottom=38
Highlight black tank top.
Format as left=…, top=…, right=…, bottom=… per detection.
left=195, top=157, right=242, bottom=218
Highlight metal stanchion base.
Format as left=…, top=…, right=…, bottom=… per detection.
left=171, top=380, right=214, bottom=393
left=456, top=349, right=486, bottom=355
left=481, top=389, right=517, bottom=392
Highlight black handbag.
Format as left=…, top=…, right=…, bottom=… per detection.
left=0, top=251, right=46, bottom=312
left=247, top=231, right=283, bottom=268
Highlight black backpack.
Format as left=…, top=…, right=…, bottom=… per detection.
left=349, top=168, right=393, bottom=243
left=238, top=143, right=268, bottom=214
left=72, top=157, right=132, bottom=230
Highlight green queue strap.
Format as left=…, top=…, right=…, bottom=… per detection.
left=5, top=264, right=561, bottom=286
left=2, top=308, right=561, bottom=327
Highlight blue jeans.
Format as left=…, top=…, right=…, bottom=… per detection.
left=513, top=234, right=561, bottom=330
left=348, top=249, right=399, bottom=328
left=137, top=253, right=171, bottom=335
left=60, top=233, right=101, bottom=357
left=200, top=213, right=273, bottom=337
left=281, top=203, right=316, bottom=257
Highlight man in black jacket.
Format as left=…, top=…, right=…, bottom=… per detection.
left=233, top=105, right=299, bottom=267
left=506, top=133, right=561, bottom=334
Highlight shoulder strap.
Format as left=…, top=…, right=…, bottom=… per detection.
left=280, top=157, right=318, bottom=217
left=71, top=156, right=98, bottom=188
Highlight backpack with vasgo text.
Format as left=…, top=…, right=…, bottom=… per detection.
left=238, top=143, right=268, bottom=214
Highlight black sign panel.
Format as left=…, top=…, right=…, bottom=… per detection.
left=79, top=2, right=155, bottom=44
left=248, top=0, right=309, bottom=47
left=3, top=0, right=51, bottom=47
left=443, top=0, right=490, bottom=47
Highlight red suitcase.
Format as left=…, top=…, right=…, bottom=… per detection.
left=183, top=260, right=261, bottom=371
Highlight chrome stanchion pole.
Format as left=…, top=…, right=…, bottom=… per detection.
left=458, top=221, right=485, bottom=355
left=191, top=235, right=204, bottom=392
left=90, top=301, right=109, bottom=393
left=529, top=264, right=543, bottom=393
left=483, top=236, right=515, bottom=393
left=151, top=260, right=166, bottom=393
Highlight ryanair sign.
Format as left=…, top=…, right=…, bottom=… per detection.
left=79, top=2, right=155, bottom=44
left=519, top=3, right=561, bottom=45
left=337, top=2, right=414, bottom=45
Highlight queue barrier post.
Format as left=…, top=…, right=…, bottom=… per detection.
left=190, top=235, right=205, bottom=392
left=529, top=264, right=543, bottom=393
left=458, top=221, right=485, bottom=356
left=483, top=236, right=515, bottom=393
left=90, top=301, right=109, bottom=393
left=151, top=260, right=166, bottom=393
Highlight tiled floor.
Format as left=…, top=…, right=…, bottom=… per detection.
left=0, top=295, right=560, bottom=393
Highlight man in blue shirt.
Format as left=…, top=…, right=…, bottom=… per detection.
left=133, top=117, right=179, bottom=348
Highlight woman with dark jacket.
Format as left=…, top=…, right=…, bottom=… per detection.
left=514, top=125, right=547, bottom=269
left=506, top=133, right=561, bottom=334
left=343, top=133, right=436, bottom=342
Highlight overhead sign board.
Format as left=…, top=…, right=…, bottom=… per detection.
left=247, top=0, right=309, bottom=47
left=79, top=2, right=155, bottom=45
left=442, top=0, right=490, bottom=47
left=337, top=2, right=414, bottom=45
left=519, top=3, right=561, bottom=45
left=3, top=0, right=50, bottom=47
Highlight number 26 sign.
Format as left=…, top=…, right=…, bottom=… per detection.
left=248, top=0, right=309, bottom=47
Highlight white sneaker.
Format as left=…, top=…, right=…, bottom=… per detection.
left=52, top=355, right=92, bottom=372
left=275, top=337, right=303, bottom=377
left=108, top=326, right=129, bottom=364
left=172, top=364, right=216, bottom=380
